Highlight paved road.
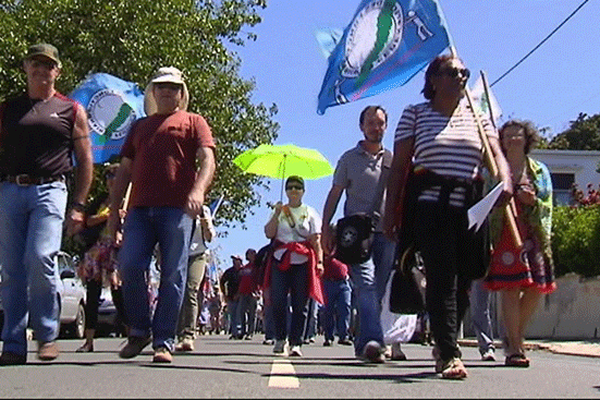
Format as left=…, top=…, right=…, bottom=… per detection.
left=1, top=335, right=599, bottom=398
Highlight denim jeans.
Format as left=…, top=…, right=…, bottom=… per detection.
left=349, top=233, right=395, bottom=355
left=177, top=252, right=209, bottom=340
left=0, top=181, right=67, bottom=355
left=118, top=206, right=192, bottom=353
left=226, top=299, right=240, bottom=337
left=321, top=278, right=352, bottom=341
left=237, top=294, right=258, bottom=337
left=470, top=279, right=495, bottom=354
left=270, top=259, right=309, bottom=347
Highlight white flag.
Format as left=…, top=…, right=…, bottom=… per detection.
left=470, top=75, right=502, bottom=124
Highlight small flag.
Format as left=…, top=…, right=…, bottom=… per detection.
left=69, top=73, right=145, bottom=163
left=317, top=0, right=451, bottom=115
left=470, top=75, right=502, bottom=124
left=314, top=28, right=344, bottom=59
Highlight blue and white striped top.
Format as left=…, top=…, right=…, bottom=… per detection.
left=394, top=101, right=497, bottom=206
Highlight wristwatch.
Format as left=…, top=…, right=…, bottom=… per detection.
left=71, top=201, right=86, bottom=212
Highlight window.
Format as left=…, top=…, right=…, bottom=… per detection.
left=550, top=173, right=574, bottom=205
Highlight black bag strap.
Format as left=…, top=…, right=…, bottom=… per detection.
left=368, top=150, right=393, bottom=225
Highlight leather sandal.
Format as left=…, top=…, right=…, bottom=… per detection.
left=505, top=353, right=530, bottom=367
left=76, top=343, right=94, bottom=353
left=440, top=357, right=468, bottom=379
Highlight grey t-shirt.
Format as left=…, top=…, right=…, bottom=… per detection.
left=332, top=142, right=392, bottom=232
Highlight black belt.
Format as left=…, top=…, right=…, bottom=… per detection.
left=3, top=174, right=65, bottom=186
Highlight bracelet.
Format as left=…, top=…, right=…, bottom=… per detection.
left=71, top=201, right=86, bottom=212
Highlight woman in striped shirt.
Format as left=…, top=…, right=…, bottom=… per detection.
left=383, top=55, right=513, bottom=379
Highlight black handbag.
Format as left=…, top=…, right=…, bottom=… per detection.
left=335, top=151, right=391, bottom=265
left=389, top=246, right=426, bottom=314
left=335, top=213, right=376, bottom=265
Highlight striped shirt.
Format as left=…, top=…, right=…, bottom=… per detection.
left=394, top=101, right=497, bottom=206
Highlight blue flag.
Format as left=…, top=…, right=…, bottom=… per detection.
left=317, top=0, right=451, bottom=115
left=69, top=73, right=145, bottom=163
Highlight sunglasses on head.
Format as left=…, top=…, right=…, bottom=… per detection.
left=439, top=66, right=470, bottom=79
left=286, top=185, right=304, bottom=191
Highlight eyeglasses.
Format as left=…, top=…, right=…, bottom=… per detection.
left=28, top=59, right=58, bottom=70
left=286, top=185, right=304, bottom=191
left=439, top=67, right=470, bottom=79
left=155, top=82, right=182, bottom=91
left=105, top=172, right=116, bottom=179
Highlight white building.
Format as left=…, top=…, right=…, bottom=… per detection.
left=530, top=149, right=600, bottom=205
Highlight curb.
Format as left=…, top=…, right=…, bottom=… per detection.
left=457, top=338, right=600, bottom=358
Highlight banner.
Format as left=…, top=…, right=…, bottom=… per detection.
left=470, top=75, right=503, bottom=125
left=317, top=0, right=451, bottom=115
left=69, top=73, right=145, bottom=163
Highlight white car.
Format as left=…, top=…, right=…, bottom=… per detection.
left=0, top=251, right=87, bottom=339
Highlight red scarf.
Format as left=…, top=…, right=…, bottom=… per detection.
left=262, top=240, right=325, bottom=305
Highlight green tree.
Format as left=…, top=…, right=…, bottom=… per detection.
left=0, top=0, right=279, bottom=233
left=548, top=112, right=600, bottom=150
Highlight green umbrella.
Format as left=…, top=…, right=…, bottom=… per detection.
left=233, top=143, right=334, bottom=200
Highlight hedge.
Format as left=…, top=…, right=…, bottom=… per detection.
left=552, top=205, right=600, bottom=278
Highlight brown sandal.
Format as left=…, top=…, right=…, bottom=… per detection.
left=505, top=353, right=530, bottom=367
left=440, top=357, right=468, bottom=379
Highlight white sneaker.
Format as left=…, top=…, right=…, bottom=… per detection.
left=289, top=345, right=303, bottom=357
left=273, top=340, right=288, bottom=356
left=481, top=348, right=496, bottom=361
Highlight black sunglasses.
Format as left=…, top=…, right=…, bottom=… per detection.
left=105, top=172, right=116, bottom=179
left=286, top=185, right=304, bottom=191
left=439, top=66, right=470, bottom=79
left=29, top=59, right=58, bottom=70
left=155, top=82, right=182, bottom=91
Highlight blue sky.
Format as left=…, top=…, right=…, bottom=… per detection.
left=210, top=0, right=600, bottom=270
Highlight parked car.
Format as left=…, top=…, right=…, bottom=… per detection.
left=0, top=251, right=87, bottom=339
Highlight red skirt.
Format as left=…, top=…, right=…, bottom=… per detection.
left=484, top=220, right=556, bottom=294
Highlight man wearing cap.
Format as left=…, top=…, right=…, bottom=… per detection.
left=0, top=43, right=93, bottom=365
left=219, top=254, right=244, bottom=339
left=107, top=66, right=216, bottom=363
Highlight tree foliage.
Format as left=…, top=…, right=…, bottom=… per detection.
left=548, top=112, right=600, bottom=150
left=0, top=0, right=279, bottom=232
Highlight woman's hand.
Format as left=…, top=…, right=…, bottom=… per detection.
left=515, top=183, right=536, bottom=206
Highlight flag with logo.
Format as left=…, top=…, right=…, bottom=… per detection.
left=317, top=0, right=452, bottom=115
left=69, top=73, right=145, bottom=163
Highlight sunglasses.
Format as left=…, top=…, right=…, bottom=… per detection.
left=155, top=82, right=182, bottom=91
left=28, top=59, right=58, bottom=70
left=439, top=66, right=470, bottom=79
left=105, top=172, right=116, bottom=179
left=286, top=185, right=304, bottom=191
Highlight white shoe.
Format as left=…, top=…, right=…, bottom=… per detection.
left=289, top=345, right=303, bottom=357
left=273, top=340, right=288, bottom=356
left=481, top=348, right=496, bottom=361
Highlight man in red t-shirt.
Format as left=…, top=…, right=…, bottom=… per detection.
left=237, top=248, right=259, bottom=340
left=108, top=67, right=216, bottom=363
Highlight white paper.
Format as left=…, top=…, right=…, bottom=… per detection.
left=468, top=182, right=503, bottom=232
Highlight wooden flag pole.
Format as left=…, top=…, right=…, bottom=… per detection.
left=449, top=46, right=522, bottom=248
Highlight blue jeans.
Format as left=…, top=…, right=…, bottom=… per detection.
left=118, top=207, right=192, bottom=353
left=321, top=278, right=352, bottom=341
left=270, top=260, right=309, bottom=347
left=349, top=233, right=395, bottom=355
left=226, top=299, right=240, bottom=337
left=470, top=279, right=495, bottom=354
left=0, top=181, right=67, bottom=355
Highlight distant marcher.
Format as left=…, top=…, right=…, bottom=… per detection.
left=264, top=175, right=324, bottom=357
left=0, top=43, right=93, bottom=365
left=107, top=66, right=216, bottom=363
left=175, top=204, right=216, bottom=352
left=236, top=248, right=260, bottom=340
left=484, top=119, right=556, bottom=368
left=469, top=279, right=496, bottom=361
left=320, top=254, right=353, bottom=347
left=76, top=163, right=128, bottom=353
left=220, top=254, right=243, bottom=339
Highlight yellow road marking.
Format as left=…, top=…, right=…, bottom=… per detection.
left=268, top=359, right=300, bottom=388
